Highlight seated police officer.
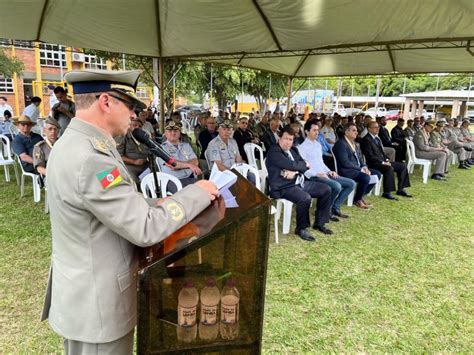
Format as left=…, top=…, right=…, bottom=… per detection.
left=266, top=125, right=332, bottom=241
left=206, top=119, right=242, bottom=171
left=12, top=115, right=43, bottom=173
left=115, top=117, right=150, bottom=183
left=160, top=120, right=201, bottom=192
left=33, top=118, right=60, bottom=177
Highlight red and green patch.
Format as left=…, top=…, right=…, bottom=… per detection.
left=96, top=167, right=122, bottom=189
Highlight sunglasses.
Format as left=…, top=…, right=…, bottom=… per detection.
left=97, top=94, right=136, bottom=112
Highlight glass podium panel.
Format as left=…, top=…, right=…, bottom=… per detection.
left=137, top=172, right=271, bottom=354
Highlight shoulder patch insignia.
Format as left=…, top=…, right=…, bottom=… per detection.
left=91, top=137, right=109, bottom=153
left=96, top=167, right=123, bottom=189
left=166, top=201, right=185, bottom=222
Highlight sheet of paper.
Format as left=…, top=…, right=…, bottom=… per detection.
left=369, top=174, right=379, bottom=185
left=209, top=164, right=239, bottom=208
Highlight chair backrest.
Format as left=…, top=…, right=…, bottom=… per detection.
left=406, top=138, right=417, bottom=161
left=9, top=124, right=18, bottom=137
left=14, top=153, right=30, bottom=175
left=140, top=172, right=183, bottom=199
left=330, top=147, right=339, bottom=174
left=231, top=163, right=262, bottom=191
left=0, top=134, right=14, bottom=161
left=204, top=147, right=213, bottom=170
left=244, top=143, right=265, bottom=170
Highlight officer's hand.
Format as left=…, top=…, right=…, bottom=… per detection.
left=190, top=165, right=202, bottom=175
left=135, top=158, right=145, bottom=166
left=195, top=180, right=219, bottom=201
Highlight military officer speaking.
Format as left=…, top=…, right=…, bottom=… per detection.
left=41, top=70, right=219, bottom=355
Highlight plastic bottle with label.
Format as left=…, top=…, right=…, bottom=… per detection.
left=177, top=281, right=198, bottom=343
left=199, top=278, right=220, bottom=340
left=219, top=279, right=240, bottom=340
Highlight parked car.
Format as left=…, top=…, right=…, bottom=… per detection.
left=365, top=107, right=387, bottom=118
left=345, top=108, right=363, bottom=117
left=384, top=109, right=401, bottom=121
left=466, top=110, right=474, bottom=123
left=332, top=103, right=347, bottom=117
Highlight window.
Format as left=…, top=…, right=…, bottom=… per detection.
left=0, top=38, right=34, bottom=48
left=40, top=44, right=66, bottom=67
left=84, top=54, right=107, bottom=70
left=0, top=78, right=14, bottom=93
left=136, top=87, right=149, bottom=99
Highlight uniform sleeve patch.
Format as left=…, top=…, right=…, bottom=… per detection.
left=166, top=201, right=185, bottom=222
left=96, top=167, right=123, bottom=189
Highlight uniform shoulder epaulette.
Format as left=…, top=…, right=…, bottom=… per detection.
left=89, top=137, right=110, bottom=154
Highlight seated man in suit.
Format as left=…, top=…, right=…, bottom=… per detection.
left=266, top=125, right=332, bottom=241
left=376, top=116, right=397, bottom=161
left=261, top=117, right=280, bottom=152
left=390, top=118, right=408, bottom=162
left=332, top=123, right=381, bottom=209
left=298, top=119, right=355, bottom=219
left=361, top=121, right=412, bottom=200
left=413, top=119, right=448, bottom=180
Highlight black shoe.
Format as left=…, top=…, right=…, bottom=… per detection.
left=382, top=193, right=398, bottom=200
left=431, top=174, right=445, bottom=181
left=295, top=228, right=315, bottom=241
left=458, top=163, right=469, bottom=170
left=313, top=225, right=334, bottom=235
left=332, top=209, right=349, bottom=218
left=329, top=215, right=340, bottom=222
left=396, top=190, right=413, bottom=198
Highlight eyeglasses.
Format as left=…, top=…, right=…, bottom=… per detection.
left=96, top=94, right=136, bottom=112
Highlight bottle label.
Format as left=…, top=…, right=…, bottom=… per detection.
left=221, top=303, right=239, bottom=324
left=200, top=303, right=218, bottom=325
left=178, top=305, right=197, bottom=327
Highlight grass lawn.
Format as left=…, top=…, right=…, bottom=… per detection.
left=0, top=162, right=473, bottom=353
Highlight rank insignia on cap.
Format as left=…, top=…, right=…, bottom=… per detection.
left=96, top=167, right=123, bottom=189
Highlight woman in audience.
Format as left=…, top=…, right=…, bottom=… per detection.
left=321, top=117, right=337, bottom=147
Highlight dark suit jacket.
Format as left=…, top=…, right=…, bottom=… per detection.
left=391, top=125, right=406, bottom=145
left=332, top=138, right=366, bottom=179
left=265, top=145, right=308, bottom=196
left=378, top=125, right=393, bottom=147
left=360, top=134, right=388, bottom=166
left=261, top=129, right=278, bottom=152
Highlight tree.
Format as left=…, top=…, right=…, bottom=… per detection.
left=245, top=71, right=287, bottom=113
left=0, top=48, right=24, bottom=77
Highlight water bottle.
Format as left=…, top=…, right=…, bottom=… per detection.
left=176, top=281, right=198, bottom=343
left=219, top=279, right=240, bottom=340
left=199, top=278, right=220, bottom=340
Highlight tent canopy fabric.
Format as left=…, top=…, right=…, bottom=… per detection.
left=0, top=0, right=473, bottom=77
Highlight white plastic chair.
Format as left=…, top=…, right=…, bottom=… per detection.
left=406, top=139, right=432, bottom=184
left=331, top=148, right=356, bottom=206
left=140, top=172, right=183, bottom=198
left=231, top=163, right=262, bottom=191
left=244, top=143, right=267, bottom=192
left=16, top=155, right=41, bottom=203
left=0, top=134, right=19, bottom=184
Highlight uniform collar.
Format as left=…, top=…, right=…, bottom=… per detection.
left=69, top=117, right=116, bottom=148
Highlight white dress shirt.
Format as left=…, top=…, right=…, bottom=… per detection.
left=298, top=137, right=330, bottom=178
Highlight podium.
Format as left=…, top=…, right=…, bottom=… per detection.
left=137, top=172, right=271, bottom=354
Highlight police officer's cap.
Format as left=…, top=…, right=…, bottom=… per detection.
left=219, top=119, right=233, bottom=128
left=436, top=119, right=447, bottom=126
left=44, top=117, right=61, bottom=129
left=425, top=118, right=436, bottom=125
left=64, top=69, right=146, bottom=110
left=165, top=120, right=182, bottom=130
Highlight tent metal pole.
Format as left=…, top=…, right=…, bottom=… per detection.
left=159, top=58, right=165, bottom=133
left=287, top=77, right=293, bottom=114
left=375, top=76, right=381, bottom=110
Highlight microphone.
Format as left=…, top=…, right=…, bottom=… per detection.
left=132, top=128, right=177, bottom=167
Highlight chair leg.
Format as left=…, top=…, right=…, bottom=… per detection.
left=347, top=189, right=355, bottom=207
left=422, top=164, right=429, bottom=184
left=33, top=176, right=41, bottom=203
left=4, top=165, right=10, bottom=182
left=282, top=201, right=293, bottom=235
left=271, top=206, right=279, bottom=244
left=375, top=176, right=383, bottom=196
left=44, top=189, right=49, bottom=214
left=13, top=164, right=20, bottom=185
left=20, top=175, right=25, bottom=197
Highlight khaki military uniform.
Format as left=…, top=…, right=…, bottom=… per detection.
left=413, top=129, right=447, bottom=175
left=206, top=135, right=241, bottom=169
left=160, top=141, right=196, bottom=180
left=33, top=139, right=53, bottom=170
left=42, top=118, right=211, bottom=344
left=429, top=130, right=454, bottom=168
left=116, top=133, right=149, bottom=183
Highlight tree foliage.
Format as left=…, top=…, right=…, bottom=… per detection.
left=0, top=48, right=24, bottom=77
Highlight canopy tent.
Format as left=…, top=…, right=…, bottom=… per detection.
left=1, top=0, right=473, bottom=77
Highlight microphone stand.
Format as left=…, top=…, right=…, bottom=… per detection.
left=148, top=151, right=161, bottom=198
